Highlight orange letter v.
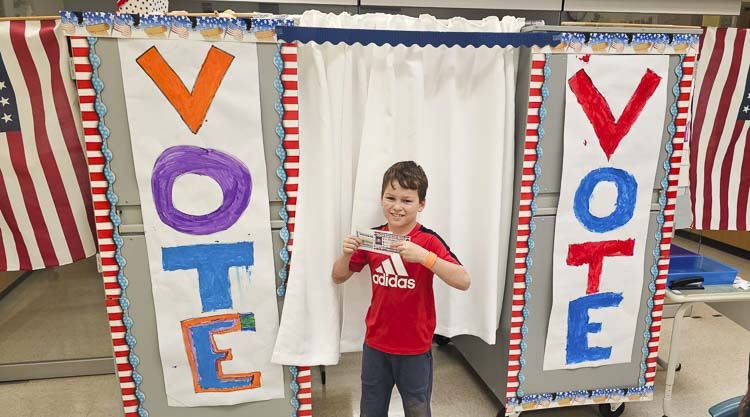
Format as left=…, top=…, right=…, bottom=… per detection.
left=137, top=46, right=234, bottom=134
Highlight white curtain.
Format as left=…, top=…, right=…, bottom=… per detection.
left=272, top=11, right=523, bottom=366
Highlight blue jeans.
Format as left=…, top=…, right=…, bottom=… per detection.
left=360, top=343, right=432, bottom=417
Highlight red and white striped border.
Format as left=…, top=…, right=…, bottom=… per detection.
left=644, top=54, right=696, bottom=385
left=504, top=54, right=697, bottom=411
left=505, top=53, right=545, bottom=402
left=280, top=42, right=312, bottom=417
left=281, top=43, right=299, bottom=258
left=69, top=36, right=138, bottom=416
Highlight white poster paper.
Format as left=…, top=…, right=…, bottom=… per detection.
left=543, top=54, right=669, bottom=370
left=119, top=39, right=284, bottom=406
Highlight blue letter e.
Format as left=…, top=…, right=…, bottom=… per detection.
left=566, top=292, right=623, bottom=365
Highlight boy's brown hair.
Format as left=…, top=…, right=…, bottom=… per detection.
left=381, top=161, right=428, bottom=202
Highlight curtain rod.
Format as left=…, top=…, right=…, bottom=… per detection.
left=0, top=17, right=702, bottom=29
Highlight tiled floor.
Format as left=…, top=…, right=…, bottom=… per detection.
left=0, top=257, right=112, bottom=363
left=0, top=374, right=124, bottom=417
left=0, top=270, right=26, bottom=294
left=310, top=302, right=750, bottom=417
left=0, top=236, right=748, bottom=417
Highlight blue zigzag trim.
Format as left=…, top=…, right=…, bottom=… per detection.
left=275, top=43, right=300, bottom=417
left=289, top=365, right=300, bottom=417
left=639, top=54, right=683, bottom=386
left=274, top=43, right=291, bottom=298
left=276, top=26, right=559, bottom=49
left=516, top=53, right=549, bottom=398
left=88, top=37, right=148, bottom=417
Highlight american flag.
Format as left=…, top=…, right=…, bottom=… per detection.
left=0, top=20, right=95, bottom=270
left=689, top=27, right=750, bottom=230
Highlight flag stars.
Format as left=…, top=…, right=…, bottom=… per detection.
left=744, top=105, right=750, bottom=114
left=0, top=97, right=9, bottom=107
left=0, top=81, right=6, bottom=90
left=2, top=113, right=12, bottom=123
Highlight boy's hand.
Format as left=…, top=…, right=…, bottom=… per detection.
left=391, top=241, right=429, bottom=264
left=342, top=235, right=363, bottom=255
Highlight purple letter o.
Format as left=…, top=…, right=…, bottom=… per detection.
left=152, top=146, right=251, bottom=235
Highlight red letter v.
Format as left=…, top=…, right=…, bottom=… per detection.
left=568, top=68, right=662, bottom=161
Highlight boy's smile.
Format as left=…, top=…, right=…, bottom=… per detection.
left=381, top=181, right=425, bottom=235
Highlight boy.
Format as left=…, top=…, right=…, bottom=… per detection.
left=332, top=161, right=470, bottom=417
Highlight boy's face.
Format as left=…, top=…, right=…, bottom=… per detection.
left=381, top=181, right=424, bottom=232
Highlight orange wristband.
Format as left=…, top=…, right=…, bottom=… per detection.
left=421, top=251, right=437, bottom=269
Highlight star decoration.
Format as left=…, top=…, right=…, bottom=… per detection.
left=2, top=113, right=12, bottom=123
left=744, top=105, right=750, bottom=114
left=0, top=97, right=9, bottom=107
left=747, top=92, right=750, bottom=99
left=0, top=81, right=6, bottom=90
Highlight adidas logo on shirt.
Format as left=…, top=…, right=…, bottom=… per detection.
left=371, top=254, right=416, bottom=289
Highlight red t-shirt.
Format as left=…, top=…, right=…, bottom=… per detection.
left=349, top=223, right=461, bottom=355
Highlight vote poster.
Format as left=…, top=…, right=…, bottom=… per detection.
left=544, top=54, right=668, bottom=371
left=119, top=39, right=284, bottom=406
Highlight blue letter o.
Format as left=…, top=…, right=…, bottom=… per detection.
left=573, top=167, right=637, bottom=233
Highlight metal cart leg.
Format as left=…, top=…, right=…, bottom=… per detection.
left=663, top=302, right=692, bottom=417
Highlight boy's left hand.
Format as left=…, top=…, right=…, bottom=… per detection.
left=391, top=241, right=429, bottom=264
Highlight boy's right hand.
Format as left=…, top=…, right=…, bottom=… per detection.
left=342, top=235, right=363, bottom=255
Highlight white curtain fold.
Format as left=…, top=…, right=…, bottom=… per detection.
left=273, top=11, right=524, bottom=366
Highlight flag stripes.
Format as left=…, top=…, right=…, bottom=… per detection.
left=690, top=27, right=750, bottom=230
left=0, top=20, right=95, bottom=270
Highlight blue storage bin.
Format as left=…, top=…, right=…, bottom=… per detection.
left=667, top=256, right=739, bottom=286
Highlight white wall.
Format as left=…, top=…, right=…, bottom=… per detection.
left=565, top=0, right=741, bottom=15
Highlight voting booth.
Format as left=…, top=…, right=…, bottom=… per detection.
left=6, top=9, right=701, bottom=416
left=58, top=13, right=302, bottom=416
left=453, top=25, right=701, bottom=416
